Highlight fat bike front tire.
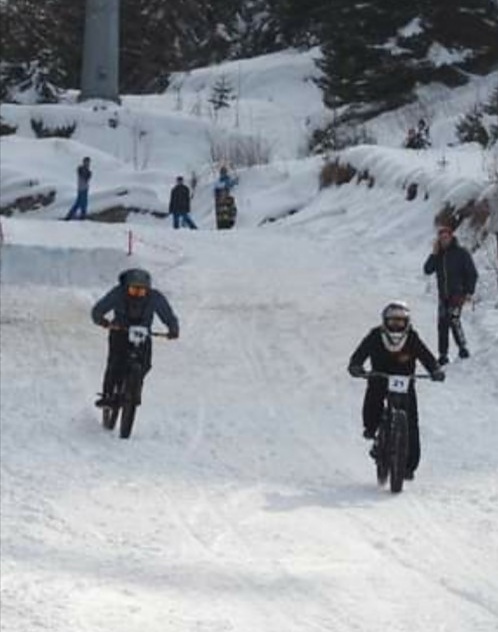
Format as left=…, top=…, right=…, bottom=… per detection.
left=119, top=401, right=137, bottom=439
left=102, top=384, right=120, bottom=431
left=119, top=368, right=142, bottom=439
left=390, top=411, right=409, bottom=493
left=375, top=425, right=389, bottom=486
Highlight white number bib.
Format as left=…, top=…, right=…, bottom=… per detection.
left=387, top=375, right=410, bottom=394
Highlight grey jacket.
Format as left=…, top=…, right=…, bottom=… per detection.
left=91, top=285, right=179, bottom=336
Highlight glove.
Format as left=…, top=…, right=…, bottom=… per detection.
left=99, top=318, right=111, bottom=329
left=449, top=295, right=465, bottom=307
left=166, top=331, right=179, bottom=340
left=348, top=364, right=365, bottom=378
left=431, top=369, right=445, bottom=382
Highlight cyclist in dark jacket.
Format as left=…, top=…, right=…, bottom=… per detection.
left=91, top=268, right=179, bottom=407
left=423, top=225, right=478, bottom=364
left=348, top=301, right=444, bottom=479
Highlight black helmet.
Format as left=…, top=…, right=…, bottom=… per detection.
left=381, top=301, right=411, bottom=350
left=119, top=268, right=151, bottom=290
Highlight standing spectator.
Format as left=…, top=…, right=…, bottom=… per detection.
left=423, top=225, right=478, bottom=364
left=65, top=157, right=92, bottom=220
left=168, top=176, right=197, bottom=230
left=214, top=165, right=238, bottom=204
left=404, top=128, right=421, bottom=149
left=417, top=118, right=431, bottom=148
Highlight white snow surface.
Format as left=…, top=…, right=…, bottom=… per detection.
left=1, top=48, right=498, bottom=632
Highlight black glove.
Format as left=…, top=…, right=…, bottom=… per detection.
left=431, top=369, right=445, bottom=382
left=348, top=364, right=365, bottom=378
left=99, top=318, right=111, bottom=329
left=166, top=331, right=179, bottom=340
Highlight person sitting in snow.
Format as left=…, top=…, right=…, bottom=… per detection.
left=348, top=301, right=445, bottom=481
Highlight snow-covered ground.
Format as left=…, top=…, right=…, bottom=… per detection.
left=1, top=49, right=498, bottom=632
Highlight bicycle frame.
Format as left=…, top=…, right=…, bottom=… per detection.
left=360, top=372, right=430, bottom=492
left=102, top=325, right=168, bottom=438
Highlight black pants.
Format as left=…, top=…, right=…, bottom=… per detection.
left=102, top=329, right=152, bottom=395
left=363, top=381, right=420, bottom=472
left=438, top=298, right=466, bottom=356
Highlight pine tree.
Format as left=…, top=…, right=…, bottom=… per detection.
left=208, top=75, right=235, bottom=112
left=317, top=0, right=498, bottom=115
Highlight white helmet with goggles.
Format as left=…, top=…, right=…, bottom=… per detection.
left=381, top=301, right=411, bottom=351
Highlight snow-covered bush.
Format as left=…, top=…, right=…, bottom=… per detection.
left=0, top=61, right=60, bottom=105
left=0, top=116, right=17, bottom=136
left=208, top=132, right=272, bottom=167
left=456, top=106, right=490, bottom=147
left=30, top=118, right=77, bottom=139
left=309, top=120, right=376, bottom=154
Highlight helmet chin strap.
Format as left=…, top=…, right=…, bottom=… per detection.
left=381, top=330, right=408, bottom=352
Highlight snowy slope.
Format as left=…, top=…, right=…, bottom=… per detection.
left=1, top=49, right=498, bottom=632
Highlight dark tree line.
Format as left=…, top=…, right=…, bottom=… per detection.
left=1, top=0, right=497, bottom=114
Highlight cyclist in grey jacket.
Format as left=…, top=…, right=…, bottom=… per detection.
left=91, top=268, right=179, bottom=407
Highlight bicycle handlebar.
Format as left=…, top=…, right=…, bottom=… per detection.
left=105, top=324, right=172, bottom=338
left=356, top=371, right=432, bottom=380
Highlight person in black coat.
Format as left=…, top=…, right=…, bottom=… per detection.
left=423, top=225, right=478, bottom=364
left=348, top=301, right=444, bottom=479
left=168, top=176, right=197, bottom=229
left=91, top=268, right=179, bottom=407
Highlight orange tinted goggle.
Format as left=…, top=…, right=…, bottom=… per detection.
left=127, top=285, right=148, bottom=297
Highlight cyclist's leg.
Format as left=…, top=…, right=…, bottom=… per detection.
left=103, top=330, right=128, bottom=395
left=362, top=382, right=385, bottom=438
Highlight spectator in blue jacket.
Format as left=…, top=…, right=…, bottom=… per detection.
left=65, top=157, right=92, bottom=220
left=214, top=166, right=238, bottom=204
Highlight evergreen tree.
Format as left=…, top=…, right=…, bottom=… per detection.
left=208, top=75, right=235, bottom=112
left=317, top=0, right=498, bottom=115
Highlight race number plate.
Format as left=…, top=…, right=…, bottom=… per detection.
left=387, top=375, right=410, bottom=394
left=128, top=326, right=148, bottom=345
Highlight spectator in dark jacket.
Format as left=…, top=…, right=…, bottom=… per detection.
left=65, top=157, right=92, bottom=220
left=168, top=176, right=197, bottom=229
left=91, top=268, right=179, bottom=408
left=423, top=225, right=478, bottom=364
left=348, top=301, right=444, bottom=480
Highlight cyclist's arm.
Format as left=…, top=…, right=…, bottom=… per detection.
left=349, top=330, right=375, bottom=369
left=153, top=291, right=180, bottom=338
left=413, top=331, right=439, bottom=373
left=91, top=287, right=120, bottom=325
